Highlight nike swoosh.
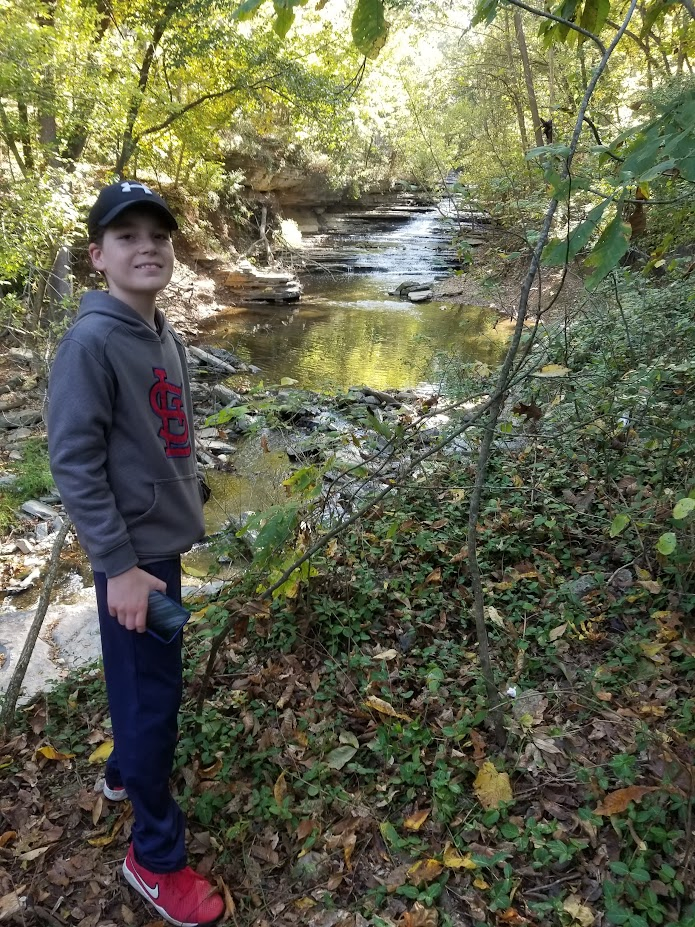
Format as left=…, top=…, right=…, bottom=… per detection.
left=137, top=874, right=160, bottom=900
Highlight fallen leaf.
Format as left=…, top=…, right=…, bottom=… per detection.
left=199, top=757, right=222, bottom=779
left=470, top=728, right=487, bottom=764
left=374, top=648, right=399, bottom=661
left=0, top=831, right=17, bottom=848
left=473, top=761, right=513, bottom=810
left=403, top=809, right=431, bottom=831
left=486, top=606, right=505, bottom=628
left=498, top=910, right=530, bottom=925
left=407, top=858, right=444, bottom=886
left=215, top=876, right=236, bottom=919
left=87, top=740, right=114, bottom=764
left=92, top=795, right=104, bottom=826
left=326, top=745, right=358, bottom=770
left=273, top=771, right=288, bottom=805
left=549, top=622, right=568, bottom=641
left=36, top=745, right=75, bottom=762
left=344, top=832, right=357, bottom=870
left=533, top=364, right=571, bottom=377
left=425, top=568, right=441, bottom=584
left=399, top=901, right=439, bottom=926
left=639, top=641, right=669, bottom=663
left=17, top=847, right=50, bottom=862
left=443, top=843, right=476, bottom=870
left=296, top=820, right=316, bottom=841
left=363, top=695, right=413, bottom=722
left=563, top=894, right=595, bottom=926
left=595, top=786, right=660, bottom=815
left=473, top=876, right=490, bottom=890
left=0, top=885, right=27, bottom=920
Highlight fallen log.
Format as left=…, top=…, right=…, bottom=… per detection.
left=188, top=345, right=237, bottom=375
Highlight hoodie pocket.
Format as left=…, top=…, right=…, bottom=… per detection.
left=127, top=474, right=205, bottom=556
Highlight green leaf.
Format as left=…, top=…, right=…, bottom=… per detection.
left=578, top=0, right=610, bottom=42
left=205, top=404, right=250, bottom=426
left=233, top=0, right=265, bottom=20
left=472, top=0, right=500, bottom=26
left=656, top=532, right=677, bottom=556
left=326, top=744, right=358, bottom=769
left=637, top=159, right=676, bottom=182
left=365, top=409, right=393, bottom=439
left=543, top=200, right=609, bottom=266
left=273, top=7, right=295, bottom=38
left=584, top=214, right=631, bottom=290
left=609, top=513, right=630, bottom=537
left=351, top=0, right=388, bottom=58
left=673, top=498, right=695, bottom=520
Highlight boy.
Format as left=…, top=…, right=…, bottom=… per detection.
left=47, top=181, right=224, bottom=927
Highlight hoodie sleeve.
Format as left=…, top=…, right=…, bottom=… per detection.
left=47, top=336, right=139, bottom=577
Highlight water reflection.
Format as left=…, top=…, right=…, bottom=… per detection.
left=199, top=278, right=511, bottom=392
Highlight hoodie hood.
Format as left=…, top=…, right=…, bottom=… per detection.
left=77, top=290, right=167, bottom=340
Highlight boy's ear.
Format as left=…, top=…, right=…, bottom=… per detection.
left=89, top=242, right=106, bottom=272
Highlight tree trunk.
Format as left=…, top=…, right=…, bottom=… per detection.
left=504, top=12, right=531, bottom=150
left=514, top=10, right=544, bottom=147
left=116, top=1, right=178, bottom=175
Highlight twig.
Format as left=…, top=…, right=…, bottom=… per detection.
left=0, top=518, right=71, bottom=738
left=524, top=871, right=583, bottom=897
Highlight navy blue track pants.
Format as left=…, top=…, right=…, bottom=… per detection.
left=94, top=557, right=187, bottom=873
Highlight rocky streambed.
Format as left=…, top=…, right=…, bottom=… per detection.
left=0, top=337, right=488, bottom=703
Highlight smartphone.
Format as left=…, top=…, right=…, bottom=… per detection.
left=146, top=591, right=190, bottom=644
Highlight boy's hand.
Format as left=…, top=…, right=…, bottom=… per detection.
left=107, top=567, right=167, bottom=633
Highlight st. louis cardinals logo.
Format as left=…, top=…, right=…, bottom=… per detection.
left=149, top=368, right=191, bottom=457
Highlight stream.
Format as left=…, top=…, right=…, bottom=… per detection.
left=198, top=204, right=512, bottom=392
left=1, top=201, right=513, bottom=700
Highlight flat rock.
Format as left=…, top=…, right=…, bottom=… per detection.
left=21, top=500, right=61, bottom=519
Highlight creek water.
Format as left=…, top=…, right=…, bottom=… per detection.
left=199, top=206, right=512, bottom=392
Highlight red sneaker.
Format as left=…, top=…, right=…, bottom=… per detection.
left=122, top=845, right=224, bottom=926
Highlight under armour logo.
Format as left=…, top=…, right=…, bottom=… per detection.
left=149, top=368, right=191, bottom=458
left=121, top=181, right=153, bottom=196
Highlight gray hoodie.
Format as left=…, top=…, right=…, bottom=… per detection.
left=47, top=291, right=205, bottom=577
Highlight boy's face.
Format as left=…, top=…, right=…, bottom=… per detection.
left=88, top=207, right=175, bottom=308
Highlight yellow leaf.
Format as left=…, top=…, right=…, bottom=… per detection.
left=88, top=740, right=114, bottom=764
left=403, top=809, right=431, bottom=831
left=36, top=745, right=75, bottom=762
left=181, top=564, right=207, bottom=578
left=533, top=364, right=571, bottom=377
left=639, top=641, right=669, bottom=664
left=407, top=858, right=444, bottom=886
left=273, top=771, right=288, bottom=806
left=473, top=877, right=490, bottom=890
left=363, top=696, right=412, bottom=722
left=450, top=489, right=466, bottom=503
left=443, top=842, right=477, bottom=870
left=562, top=895, right=595, bottom=926
left=294, top=897, right=316, bottom=911
left=473, top=761, right=513, bottom=810
left=344, top=833, right=357, bottom=870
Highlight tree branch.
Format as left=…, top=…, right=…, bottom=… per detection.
left=503, top=0, right=606, bottom=54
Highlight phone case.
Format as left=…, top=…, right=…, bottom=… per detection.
left=146, top=591, right=190, bottom=643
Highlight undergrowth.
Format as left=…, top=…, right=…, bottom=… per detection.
left=3, top=271, right=695, bottom=927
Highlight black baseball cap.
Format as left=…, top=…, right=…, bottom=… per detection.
left=88, top=180, right=178, bottom=239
